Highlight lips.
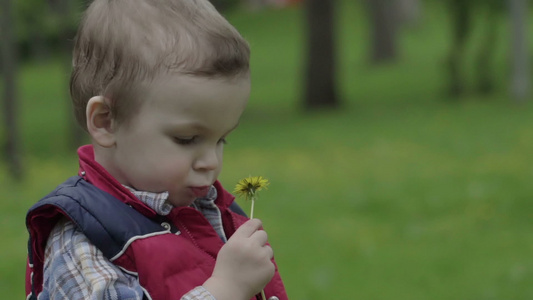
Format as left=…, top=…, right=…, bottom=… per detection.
left=190, top=186, right=210, bottom=198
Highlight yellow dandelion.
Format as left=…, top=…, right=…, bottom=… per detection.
left=233, top=176, right=269, bottom=219
left=233, top=176, right=269, bottom=200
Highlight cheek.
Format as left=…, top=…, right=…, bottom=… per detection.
left=215, top=149, right=224, bottom=173
left=137, top=150, right=191, bottom=177
left=154, top=156, right=190, bottom=176
left=133, top=160, right=190, bottom=191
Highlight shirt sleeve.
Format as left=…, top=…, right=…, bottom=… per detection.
left=41, top=218, right=145, bottom=300
left=181, top=286, right=217, bottom=300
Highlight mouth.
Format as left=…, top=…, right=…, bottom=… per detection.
left=189, top=186, right=211, bottom=198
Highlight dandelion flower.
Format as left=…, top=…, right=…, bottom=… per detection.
left=233, top=176, right=269, bottom=219
left=233, top=176, right=269, bottom=200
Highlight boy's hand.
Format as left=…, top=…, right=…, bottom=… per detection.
left=203, top=219, right=275, bottom=300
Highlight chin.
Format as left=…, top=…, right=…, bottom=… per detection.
left=168, top=196, right=195, bottom=207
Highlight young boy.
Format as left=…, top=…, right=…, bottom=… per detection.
left=25, top=0, right=288, bottom=299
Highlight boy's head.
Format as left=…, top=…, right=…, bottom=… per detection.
left=74, top=0, right=252, bottom=206
left=70, top=0, right=251, bottom=130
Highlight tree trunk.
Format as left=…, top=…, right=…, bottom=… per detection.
left=1, top=0, right=23, bottom=179
left=475, top=5, right=499, bottom=94
left=303, top=0, right=339, bottom=109
left=445, top=0, right=471, bottom=97
left=366, top=0, right=398, bottom=64
left=509, top=0, right=529, bottom=101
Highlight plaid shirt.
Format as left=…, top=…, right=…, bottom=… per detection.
left=40, top=185, right=224, bottom=300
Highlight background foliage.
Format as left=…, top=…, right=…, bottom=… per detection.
left=1, top=0, right=533, bottom=299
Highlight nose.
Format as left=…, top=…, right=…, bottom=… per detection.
left=193, top=147, right=221, bottom=171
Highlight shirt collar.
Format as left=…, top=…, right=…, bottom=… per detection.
left=191, top=186, right=218, bottom=210
left=123, top=185, right=219, bottom=216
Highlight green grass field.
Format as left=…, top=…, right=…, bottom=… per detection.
left=2, top=1, right=533, bottom=299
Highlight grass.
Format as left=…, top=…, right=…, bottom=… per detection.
left=2, top=1, right=533, bottom=299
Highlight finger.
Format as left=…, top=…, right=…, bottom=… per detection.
left=259, top=248, right=276, bottom=277
left=250, top=229, right=268, bottom=246
left=232, top=219, right=263, bottom=238
left=262, top=244, right=274, bottom=260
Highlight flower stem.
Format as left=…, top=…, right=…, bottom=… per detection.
left=251, top=195, right=264, bottom=299
left=250, top=196, right=256, bottom=219
left=249, top=192, right=264, bottom=299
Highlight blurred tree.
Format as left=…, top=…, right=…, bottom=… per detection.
left=209, top=0, right=240, bottom=11
left=16, top=0, right=54, bottom=60
left=303, top=0, right=339, bottom=109
left=13, top=0, right=83, bottom=61
left=474, top=0, right=501, bottom=95
left=1, top=0, right=23, bottom=179
left=243, top=0, right=267, bottom=10
left=509, top=0, right=529, bottom=101
left=445, top=0, right=471, bottom=96
left=50, top=0, right=88, bottom=149
left=365, top=0, right=398, bottom=64
left=445, top=0, right=503, bottom=97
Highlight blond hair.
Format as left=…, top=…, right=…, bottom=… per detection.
left=70, top=0, right=250, bottom=130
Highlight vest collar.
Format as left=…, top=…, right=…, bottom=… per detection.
left=78, top=145, right=158, bottom=218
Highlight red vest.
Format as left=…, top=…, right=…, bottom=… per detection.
left=25, top=145, right=288, bottom=300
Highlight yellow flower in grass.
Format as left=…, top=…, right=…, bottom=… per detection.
left=233, top=176, right=269, bottom=219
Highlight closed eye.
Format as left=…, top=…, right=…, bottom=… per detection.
left=174, top=136, right=198, bottom=145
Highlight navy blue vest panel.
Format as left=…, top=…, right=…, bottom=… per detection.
left=229, top=201, right=247, bottom=218
left=27, top=176, right=166, bottom=260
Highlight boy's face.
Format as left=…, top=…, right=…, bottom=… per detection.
left=103, top=74, right=250, bottom=207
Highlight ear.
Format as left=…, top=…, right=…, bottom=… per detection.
left=86, top=96, right=116, bottom=148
